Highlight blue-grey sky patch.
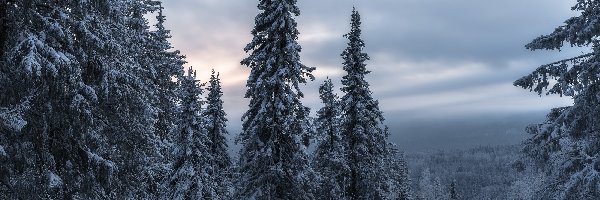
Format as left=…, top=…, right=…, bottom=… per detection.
left=158, top=0, right=582, bottom=152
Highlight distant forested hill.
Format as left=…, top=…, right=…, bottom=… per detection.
left=406, top=145, right=537, bottom=200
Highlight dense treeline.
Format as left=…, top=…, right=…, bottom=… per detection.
left=9, top=0, right=600, bottom=199
left=0, top=0, right=234, bottom=198
left=407, top=146, right=523, bottom=200
left=0, top=0, right=412, bottom=199
left=235, top=1, right=410, bottom=198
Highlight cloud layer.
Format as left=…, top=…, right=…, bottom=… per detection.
left=159, top=0, right=582, bottom=151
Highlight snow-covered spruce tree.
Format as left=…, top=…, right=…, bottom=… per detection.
left=0, top=0, right=180, bottom=198
left=147, top=3, right=186, bottom=153
left=383, top=142, right=413, bottom=200
left=0, top=0, right=111, bottom=198
left=163, top=67, right=213, bottom=199
left=54, top=0, right=169, bottom=197
left=313, top=78, right=350, bottom=199
left=235, top=0, right=316, bottom=198
left=514, top=0, right=600, bottom=199
left=418, top=169, right=448, bottom=200
left=93, top=1, right=167, bottom=197
left=339, top=8, right=396, bottom=199
left=204, top=69, right=232, bottom=198
left=142, top=4, right=186, bottom=193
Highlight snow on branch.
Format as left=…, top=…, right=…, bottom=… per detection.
left=514, top=53, right=595, bottom=96
left=0, top=99, right=31, bottom=132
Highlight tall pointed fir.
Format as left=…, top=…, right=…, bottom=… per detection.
left=148, top=3, right=186, bottom=153
left=204, top=69, right=232, bottom=198
left=313, top=78, right=349, bottom=199
left=145, top=4, right=186, bottom=191
left=340, top=8, right=409, bottom=199
left=97, top=1, right=167, bottom=197
left=514, top=0, right=600, bottom=199
left=163, top=67, right=213, bottom=199
left=236, top=0, right=316, bottom=198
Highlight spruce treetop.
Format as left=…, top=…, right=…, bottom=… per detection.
left=319, top=78, right=338, bottom=107
left=242, top=0, right=315, bottom=98
left=340, top=7, right=384, bottom=138
left=342, top=7, right=371, bottom=88
left=316, top=78, right=341, bottom=148
left=339, top=7, right=389, bottom=199
left=236, top=0, right=316, bottom=198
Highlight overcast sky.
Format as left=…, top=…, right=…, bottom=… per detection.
left=157, top=0, right=585, bottom=152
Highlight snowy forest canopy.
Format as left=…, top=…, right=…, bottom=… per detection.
left=1, top=0, right=600, bottom=199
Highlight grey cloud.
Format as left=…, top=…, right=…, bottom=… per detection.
left=161, top=0, right=582, bottom=152
left=297, top=0, right=578, bottom=66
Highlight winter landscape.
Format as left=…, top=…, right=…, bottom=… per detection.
left=1, top=0, right=599, bottom=199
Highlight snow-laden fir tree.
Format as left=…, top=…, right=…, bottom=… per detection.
left=147, top=4, right=186, bottom=151
left=235, top=0, right=316, bottom=198
left=143, top=5, right=187, bottom=192
left=313, top=78, right=350, bottom=199
left=204, top=69, right=232, bottom=198
left=96, top=1, right=168, bottom=197
left=163, top=67, right=213, bottom=199
left=514, top=0, right=600, bottom=198
left=339, top=8, right=392, bottom=199
left=383, top=142, right=413, bottom=200
left=0, top=0, right=107, bottom=198
left=418, top=169, right=448, bottom=200
left=1, top=0, right=177, bottom=198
